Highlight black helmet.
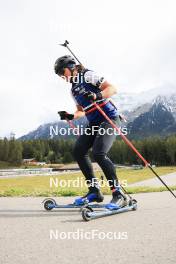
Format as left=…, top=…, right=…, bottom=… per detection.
left=54, top=55, right=76, bottom=75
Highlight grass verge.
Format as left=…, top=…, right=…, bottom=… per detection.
left=0, top=166, right=175, bottom=197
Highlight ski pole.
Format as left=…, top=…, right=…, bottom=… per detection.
left=93, top=102, right=176, bottom=199
left=59, top=41, right=133, bottom=198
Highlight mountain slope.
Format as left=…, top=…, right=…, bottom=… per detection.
left=127, top=102, right=176, bottom=138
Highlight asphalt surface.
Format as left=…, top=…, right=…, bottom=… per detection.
left=0, top=192, right=176, bottom=264
left=130, top=172, right=176, bottom=187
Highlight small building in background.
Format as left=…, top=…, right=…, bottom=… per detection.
left=22, top=158, right=37, bottom=165
left=22, top=158, right=46, bottom=166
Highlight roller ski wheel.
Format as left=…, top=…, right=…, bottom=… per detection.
left=43, top=198, right=56, bottom=211
left=128, top=199, right=137, bottom=210
left=81, top=206, right=93, bottom=221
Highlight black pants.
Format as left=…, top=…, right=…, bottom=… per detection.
left=73, top=117, right=120, bottom=190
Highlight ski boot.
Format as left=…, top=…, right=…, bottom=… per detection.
left=74, top=187, right=104, bottom=206
left=105, top=186, right=128, bottom=210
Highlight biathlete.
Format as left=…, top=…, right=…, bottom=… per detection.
left=54, top=55, right=127, bottom=208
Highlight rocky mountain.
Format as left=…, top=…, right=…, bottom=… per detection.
left=127, top=102, right=176, bottom=138
left=121, top=93, right=176, bottom=123
left=125, top=92, right=176, bottom=138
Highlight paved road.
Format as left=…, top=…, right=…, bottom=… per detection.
left=130, top=172, right=176, bottom=187
left=0, top=192, right=176, bottom=264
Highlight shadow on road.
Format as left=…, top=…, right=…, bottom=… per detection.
left=0, top=209, right=81, bottom=218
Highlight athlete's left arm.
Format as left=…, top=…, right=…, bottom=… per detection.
left=99, top=81, right=117, bottom=98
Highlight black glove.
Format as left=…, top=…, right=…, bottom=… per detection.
left=83, top=91, right=103, bottom=101
left=58, top=111, right=74, bottom=120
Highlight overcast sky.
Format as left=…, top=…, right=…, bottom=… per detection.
left=0, top=0, right=176, bottom=137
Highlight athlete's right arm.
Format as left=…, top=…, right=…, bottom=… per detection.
left=73, top=105, right=85, bottom=119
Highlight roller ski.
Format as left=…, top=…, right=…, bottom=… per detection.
left=81, top=187, right=137, bottom=221
left=43, top=187, right=105, bottom=211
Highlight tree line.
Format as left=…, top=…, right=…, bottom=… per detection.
left=0, top=135, right=176, bottom=166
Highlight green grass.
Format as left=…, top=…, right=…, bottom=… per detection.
left=0, top=166, right=176, bottom=197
